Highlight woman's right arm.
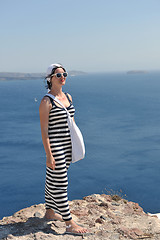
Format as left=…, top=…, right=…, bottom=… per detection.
left=39, top=97, right=55, bottom=170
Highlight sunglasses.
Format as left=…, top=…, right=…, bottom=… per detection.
left=51, top=72, right=68, bottom=78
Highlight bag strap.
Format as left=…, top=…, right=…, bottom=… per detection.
left=46, top=93, right=71, bottom=117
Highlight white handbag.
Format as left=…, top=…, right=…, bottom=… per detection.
left=46, top=93, right=85, bottom=163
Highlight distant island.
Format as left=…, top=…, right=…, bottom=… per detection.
left=68, top=70, right=87, bottom=76
left=127, top=70, right=148, bottom=74
left=0, top=71, right=87, bottom=81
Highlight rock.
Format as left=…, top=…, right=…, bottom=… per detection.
left=118, top=226, right=153, bottom=239
left=99, top=202, right=109, bottom=209
left=111, top=195, right=122, bottom=202
left=1, top=194, right=160, bottom=239
left=112, top=202, right=120, bottom=206
left=83, top=195, right=98, bottom=202
left=100, top=215, right=107, bottom=220
left=34, top=212, right=41, bottom=218
left=95, top=218, right=104, bottom=224
left=70, top=208, right=88, bottom=217
left=101, top=194, right=112, bottom=202
left=111, top=217, right=121, bottom=225
left=123, top=201, right=145, bottom=216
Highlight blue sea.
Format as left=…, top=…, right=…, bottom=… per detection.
left=1, top=72, right=160, bottom=219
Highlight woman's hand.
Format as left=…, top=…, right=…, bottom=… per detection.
left=46, top=155, right=55, bottom=170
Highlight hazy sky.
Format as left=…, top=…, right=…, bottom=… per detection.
left=0, top=0, right=160, bottom=73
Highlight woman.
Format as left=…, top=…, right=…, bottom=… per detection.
left=39, top=63, right=88, bottom=235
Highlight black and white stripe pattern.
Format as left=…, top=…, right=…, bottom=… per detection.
left=45, top=94, right=75, bottom=221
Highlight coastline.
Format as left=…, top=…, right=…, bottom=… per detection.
left=0, top=71, right=87, bottom=81
left=1, top=194, right=160, bottom=239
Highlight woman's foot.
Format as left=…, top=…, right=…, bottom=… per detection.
left=65, top=220, right=89, bottom=235
left=44, top=209, right=63, bottom=221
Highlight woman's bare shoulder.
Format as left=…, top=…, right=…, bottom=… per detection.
left=39, top=96, right=52, bottom=111
left=41, top=96, right=51, bottom=103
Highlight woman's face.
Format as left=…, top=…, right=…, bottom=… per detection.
left=51, top=68, right=67, bottom=88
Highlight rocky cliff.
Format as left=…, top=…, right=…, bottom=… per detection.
left=0, top=194, right=160, bottom=240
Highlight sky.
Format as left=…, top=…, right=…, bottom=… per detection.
left=0, top=0, right=160, bottom=73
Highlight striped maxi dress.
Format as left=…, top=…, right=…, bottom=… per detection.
left=45, top=93, right=75, bottom=221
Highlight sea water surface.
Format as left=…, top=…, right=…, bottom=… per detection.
left=0, top=72, right=160, bottom=219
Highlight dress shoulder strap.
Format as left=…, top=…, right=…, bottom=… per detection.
left=65, top=92, right=72, bottom=103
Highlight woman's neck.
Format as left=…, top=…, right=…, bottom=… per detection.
left=49, top=87, right=64, bottom=98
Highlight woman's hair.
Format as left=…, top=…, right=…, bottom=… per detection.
left=46, top=66, right=66, bottom=90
